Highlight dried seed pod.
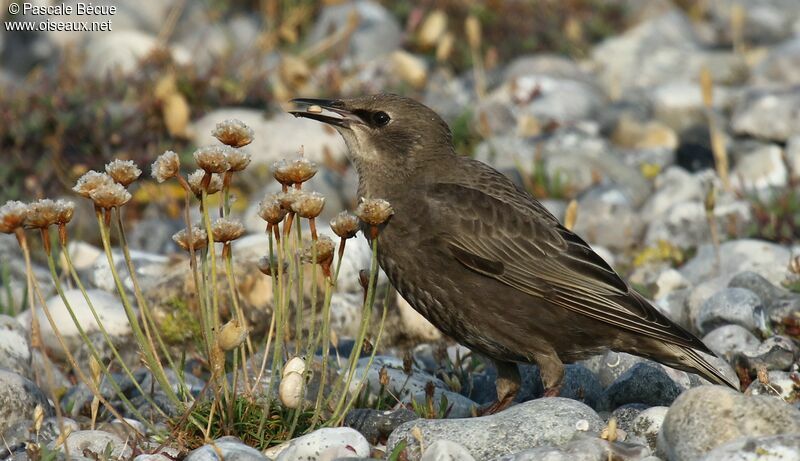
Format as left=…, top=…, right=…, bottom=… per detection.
left=279, top=356, right=307, bottom=409
left=790, top=255, right=800, bottom=275
left=291, top=191, right=325, bottom=219
left=465, top=15, right=481, bottom=49
left=89, top=182, right=132, bottom=209
left=283, top=356, right=307, bottom=376
left=417, top=9, right=447, bottom=48
left=193, top=145, right=231, bottom=174
left=391, top=51, right=428, bottom=89
left=330, top=211, right=359, bottom=239
left=436, top=32, right=455, bottom=62
left=212, top=119, right=254, bottom=148
left=105, top=159, right=142, bottom=186
left=257, top=255, right=288, bottom=276
left=378, top=366, right=389, bottom=386
left=355, top=198, right=394, bottom=225
left=217, top=319, right=248, bottom=351
left=225, top=148, right=252, bottom=172
left=211, top=217, right=245, bottom=243
left=172, top=226, right=208, bottom=251
left=73, top=171, right=114, bottom=199
left=24, top=199, right=60, bottom=229
left=151, top=151, right=180, bottom=183
left=301, top=235, right=334, bottom=265
left=89, top=355, right=103, bottom=383
left=32, top=405, right=44, bottom=434
left=0, top=201, right=29, bottom=233
left=279, top=370, right=304, bottom=409
left=257, top=195, right=288, bottom=225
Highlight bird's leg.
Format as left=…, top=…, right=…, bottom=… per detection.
left=479, top=361, right=520, bottom=415
left=536, top=352, right=565, bottom=398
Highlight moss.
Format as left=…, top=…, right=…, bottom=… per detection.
left=158, top=297, right=202, bottom=344
left=632, top=240, right=687, bottom=268
left=174, top=396, right=315, bottom=450
left=746, top=180, right=800, bottom=244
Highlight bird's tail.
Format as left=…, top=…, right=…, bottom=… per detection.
left=659, top=343, right=741, bottom=391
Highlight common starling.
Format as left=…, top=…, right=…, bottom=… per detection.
left=289, top=94, right=740, bottom=413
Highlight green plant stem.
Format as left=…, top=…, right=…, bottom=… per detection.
left=24, top=231, right=135, bottom=433
left=223, top=172, right=232, bottom=218
left=49, top=240, right=166, bottom=424
left=199, top=187, right=229, bottom=403
left=293, top=216, right=304, bottom=355
left=221, top=244, right=252, bottom=392
left=16, top=230, right=72, bottom=459
left=200, top=189, right=222, bottom=338
left=113, top=211, right=180, bottom=381
left=95, top=209, right=182, bottom=407
left=311, top=238, right=347, bottom=425
left=304, top=235, right=319, bottom=359
left=199, top=249, right=214, bottom=356
left=335, top=287, right=389, bottom=424
left=329, top=235, right=380, bottom=421
left=177, top=177, right=210, bottom=356
left=257, top=227, right=281, bottom=438
left=266, top=222, right=288, bottom=418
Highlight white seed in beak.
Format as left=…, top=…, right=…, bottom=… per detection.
left=307, top=104, right=323, bottom=114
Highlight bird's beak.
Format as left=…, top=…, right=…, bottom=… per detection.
left=288, top=98, right=365, bottom=128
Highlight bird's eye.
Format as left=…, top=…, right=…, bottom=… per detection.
left=372, top=111, right=391, bottom=127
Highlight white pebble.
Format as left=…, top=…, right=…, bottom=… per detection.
left=575, top=419, right=590, bottom=431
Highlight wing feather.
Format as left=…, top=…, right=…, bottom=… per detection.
left=428, top=180, right=709, bottom=352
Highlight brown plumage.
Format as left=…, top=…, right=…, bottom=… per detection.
left=290, top=94, right=739, bottom=413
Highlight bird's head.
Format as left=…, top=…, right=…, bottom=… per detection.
left=289, top=94, right=455, bottom=187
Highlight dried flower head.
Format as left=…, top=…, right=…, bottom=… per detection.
left=151, top=151, right=180, bottom=183
left=272, top=158, right=317, bottom=186
left=54, top=200, right=75, bottom=225
left=89, top=182, right=132, bottom=209
left=187, top=170, right=224, bottom=196
left=0, top=201, right=29, bottom=233
left=217, top=319, right=248, bottom=351
left=355, top=198, right=394, bottom=225
left=212, top=119, right=255, bottom=148
left=330, top=211, right=359, bottom=239
left=277, top=188, right=303, bottom=211
left=257, top=194, right=288, bottom=225
left=194, top=145, right=231, bottom=174
left=172, top=226, right=208, bottom=251
left=291, top=191, right=325, bottom=219
left=73, top=171, right=114, bottom=198
left=105, top=159, right=142, bottom=186
left=211, top=217, right=245, bottom=243
left=24, top=199, right=60, bottom=229
left=301, top=235, right=335, bottom=265
left=225, top=148, right=251, bottom=172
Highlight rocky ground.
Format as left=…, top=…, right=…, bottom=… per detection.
left=2, top=1, right=800, bottom=460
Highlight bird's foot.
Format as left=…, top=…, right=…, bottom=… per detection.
left=543, top=385, right=562, bottom=397
left=477, top=395, right=515, bottom=416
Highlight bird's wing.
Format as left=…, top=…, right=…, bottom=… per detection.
left=427, top=181, right=707, bottom=351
